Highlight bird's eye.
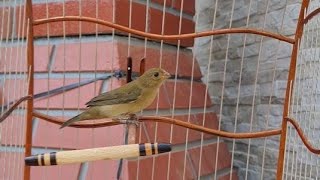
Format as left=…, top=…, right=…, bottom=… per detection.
left=154, top=72, right=159, bottom=77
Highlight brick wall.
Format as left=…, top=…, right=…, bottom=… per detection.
left=0, top=0, right=238, bottom=179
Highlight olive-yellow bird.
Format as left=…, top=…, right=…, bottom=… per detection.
left=60, top=68, right=170, bottom=128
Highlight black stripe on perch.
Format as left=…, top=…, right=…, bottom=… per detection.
left=49, top=152, right=57, bottom=165
left=24, top=155, right=39, bottom=166
left=25, top=143, right=171, bottom=166
left=151, top=143, right=155, bottom=155
left=40, top=154, right=44, bottom=166
left=158, top=143, right=172, bottom=153
left=139, top=144, right=146, bottom=156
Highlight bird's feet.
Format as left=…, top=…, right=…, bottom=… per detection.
left=112, top=114, right=139, bottom=126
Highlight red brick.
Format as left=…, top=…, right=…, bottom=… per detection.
left=173, top=0, right=195, bottom=15
left=151, top=0, right=173, bottom=7
left=116, top=42, right=202, bottom=79
left=14, top=5, right=26, bottom=38
left=33, top=78, right=102, bottom=109
left=0, top=46, right=26, bottom=73
left=134, top=123, right=149, bottom=143
left=150, top=8, right=194, bottom=46
left=189, top=143, right=232, bottom=177
left=0, top=115, right=25, bottom=146
left=3, top=79, right=29, bottom=103
left=145, top=85, right=171, bottom=110
left=77, top=125, right=124, bottom=148
left=137, top=81, right=211, bottom=110
left=34, top=116, right=125, bottom=149
left=31, top=1, right=113, bottom=37
left=194, top=113, right=219, bottom=139
left=145, top=81, right=211, bottom=110
left=0, top=152, right=24, bottom=180
left=123, top=1, right=194, bottom=47
left=52, top=40, right=202, bottom=79
left=30, top=164, right=80, bottom=180
left=52, top=41, right=119, bottom=72
left=115, top=1, right=147, bottom=33
left=137, top=115, right=192, bottom=144
left=85, top=160, right=119, bottom=180
left=218, top=171, right=239, bottom=180
left=151, top=0, right=195, bottom=15
left=137, top=113, right=218, bottom=144
left=0, top=45, right=52, bottom=73
left=0, top=7, right=13, bottom=38
left=165, top=81, right=212, bottom=109
left=34, top=45, right=53, bottom=72
left=19, top=1, right=194, bottom=46
left=127, top=157, right=154, bottom=180
left=33, top=119, right=78, bottom=149
left=127, top=151, right=195, bottom=180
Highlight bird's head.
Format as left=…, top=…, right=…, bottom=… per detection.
left=138, top=68, right=171, bottom=88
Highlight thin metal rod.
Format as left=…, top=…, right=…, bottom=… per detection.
left=127, top=57, right=132, bottom=83
left=127, top=58, right=145, bottom=145
left=304, top=8, right=320, bottom=24
left=0, top=95, right=32, bottom=123
left=276, top=0, right=310, bottom=179
left=33, top=16, right=295, bottom=44
left=24, top=0, right=35, bottom=179
left=285, top=117, right=320, bottom=154
left=32, top=111, right=282, bottom=139
left=126, top=57, right=136, bottom=145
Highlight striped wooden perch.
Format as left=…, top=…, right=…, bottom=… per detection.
left=25, top=143, right=171, bottom=166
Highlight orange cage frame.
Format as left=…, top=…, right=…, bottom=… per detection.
left=0, top=0, right=319, bottom=179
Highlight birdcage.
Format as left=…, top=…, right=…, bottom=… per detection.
left=0, top=0, right=320, bottom=179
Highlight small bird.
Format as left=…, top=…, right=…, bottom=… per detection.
left=60, top=68, right=170, bottom=128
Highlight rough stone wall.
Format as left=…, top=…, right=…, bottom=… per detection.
left=194, top=0, right=302, bottom=179
left=0, top=0, right=239, bottom=179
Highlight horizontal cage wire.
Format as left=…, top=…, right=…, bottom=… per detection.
left=0, top=0, right=319, bottom=180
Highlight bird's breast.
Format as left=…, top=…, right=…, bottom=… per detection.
left=128, top=89, right=158, bottom=113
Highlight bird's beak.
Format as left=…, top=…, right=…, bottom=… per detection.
left=163, top=71, right=171, bottom=79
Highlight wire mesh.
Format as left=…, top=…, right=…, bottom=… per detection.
left=284, top=0, right=320, bottom=179
left=0, top=0, right=29, bottom=179
left=0, top=0, right=319, bottom=180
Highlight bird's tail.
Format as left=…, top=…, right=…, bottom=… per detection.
left=60, top=113, right=83, bottom=129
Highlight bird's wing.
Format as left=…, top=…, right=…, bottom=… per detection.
left=85, top=83, right=142, bottom=107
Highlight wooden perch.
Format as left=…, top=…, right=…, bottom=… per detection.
left=25, top=143, right=171, bottom=166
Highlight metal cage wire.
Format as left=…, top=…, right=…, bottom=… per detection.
left=0, top=0, right=319, bottom=179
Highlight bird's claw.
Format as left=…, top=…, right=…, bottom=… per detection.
left=116, top=119, right=140, bottom=126
left=112, top=114, right=139, bottom=126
